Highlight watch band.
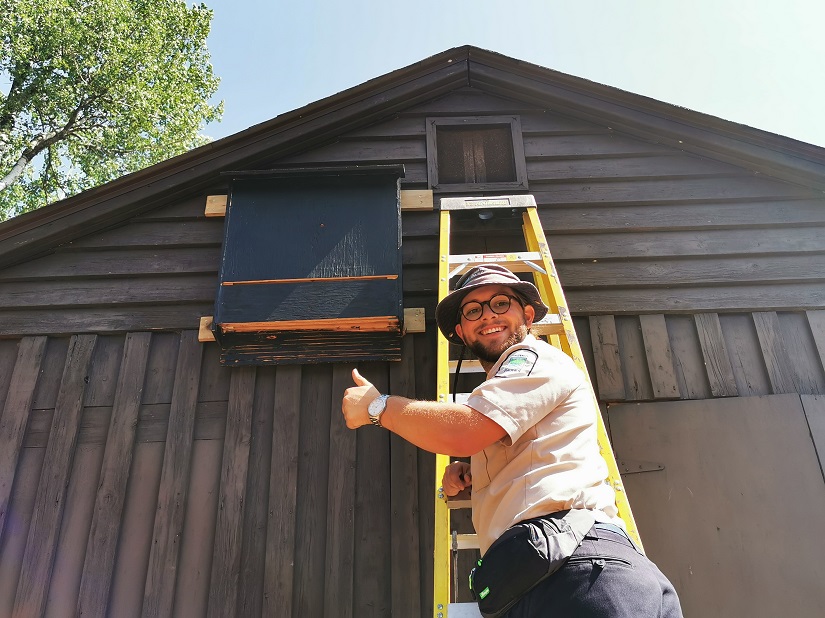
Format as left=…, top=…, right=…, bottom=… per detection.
left=369, top=394, right=390, bottom=427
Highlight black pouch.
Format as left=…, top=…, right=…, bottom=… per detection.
left=469, top=510, right=595, bottom=618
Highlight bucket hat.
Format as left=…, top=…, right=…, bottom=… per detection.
left=435, top=264, right=549, bottom=341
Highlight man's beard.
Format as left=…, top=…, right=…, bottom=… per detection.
left=466, top=322, right=529, bottom=364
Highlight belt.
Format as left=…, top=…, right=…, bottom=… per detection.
left=593, top=522, right=630, bottom=540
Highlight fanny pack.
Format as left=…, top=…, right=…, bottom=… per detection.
left=468, top=509, right=596, bottom=618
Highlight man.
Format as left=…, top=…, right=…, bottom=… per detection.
left=342, top=264, right=682, bottom=617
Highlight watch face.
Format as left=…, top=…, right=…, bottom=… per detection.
left=369, top=395, right=387, bottom=416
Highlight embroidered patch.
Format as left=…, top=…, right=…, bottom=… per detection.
left=494, top=349, right=538, bottom=378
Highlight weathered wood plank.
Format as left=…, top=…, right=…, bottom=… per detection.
left=292, top=365, right=332, bottom=617
left=777, top=313, right=825, bottom=395
left=279, top=138, right=426, bottom=164
left=566, top=283, right=825, bottom=315
left=389, top=337, right=422, bottom=617
left=530, top=175, right=818, bottom=205
left=142, top=331, right=203, bottom=618
left=13, top=335, right=96, bottom=618
left=237, top=366, right=276, bottom=618
left=28, top=337, right=69, bottom=411
left=0, top=336, right=47, bottom=545
left=752, top=312, right=798, bottom=394
left=523, top=133, right=672, bottom=158
left=323, top=364, right=357, bottom=618
left=718, top=314, right=772, bottom=397
left=141, top=332, right=182, bottom=405
left=0, top=248, right=220, bottom=281
left=76, top=331, right=152, bottom=617
left=557, top=254, right=825, bottom=288
left=64, top=220, right=223, bottom=248
left=83, top=335, right=126, bottom=407
left=206, top=366, right=256, bottom=618
left=615, top=316, right=653, bottom=401
left=527, top=153, right=742, bottom=180
left=353, top=363, right=392, bottom=616
left=0, top=303, right=214, bottom=337
left=588, top=316, right=626, bottom=401
left=694, top=313, right=739, bottom=397
left=402, top=87, right=544, bottom=115
left=0, top=276, right=216, bottom=312
left=536, top=199, right=825, bottom=233
left=263, top=365, right=301, bottom=617
left=44, top=443, right=104, bottom=616
left=665, top=315, right=712, bottom=400
left=639, top=315, right=681, bottom=399
left=172, top=439, right=222, bottom=618
left=807, top=311, right=825, bottom=374
left=0, top=445, right=46, bottom=617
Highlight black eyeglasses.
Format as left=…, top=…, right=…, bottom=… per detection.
left=460, top=294, right=522, bottom=321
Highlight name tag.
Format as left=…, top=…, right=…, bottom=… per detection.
left=495, top=349, right=538, bottom=378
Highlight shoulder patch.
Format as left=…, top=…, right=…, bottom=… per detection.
left=494, top=349, right=538, bottom=378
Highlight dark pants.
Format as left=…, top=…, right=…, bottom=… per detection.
left=505, top=524, right=683, bottom=617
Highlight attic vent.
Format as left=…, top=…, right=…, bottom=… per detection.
left=212, top=165, right=405, bottom=365
left=426, top=116, right=528, bottom=193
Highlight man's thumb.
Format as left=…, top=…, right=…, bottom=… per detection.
left=352, top=368, right=369, bottom=386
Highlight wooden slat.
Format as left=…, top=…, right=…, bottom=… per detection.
left=199, top=316, right=215, bottom=342
left=353, top=365, right=392, bottom=616
left=205, top=195, right=227, bottom=217
left=0, top=336, right=47, bottom=545
left=13, top=335, right=96, bottom=618
left=615, top=317, right=653, bottom=401
left=323, top=365, right=357, bottom=618
left=263, top=365, right=301, bottom=617
left=292, top=365, right=332, bottom=617
left=530, top=175, right=818, bottom=205
left=657, top=315, right=710, bottom=400
left=0, top=247, right=220, bottom=280
left=220, top=316, right=399, bottom=333
left=400, top=189, right=433, bottom=211
left=76, top=331, right=151, bottom=617
left=237, top=366, right=276, bottom=618
left=0, top=304, right=214, bottom=337
left=752, top=312, right=797, bottom=394
left=777, top=313, right=825, bottom=395
left=588, top=316, right=626, bottom=401
left=207, top=366, right=256, bottom=618
left=806, top=311, right=825, bottom=375
left=543, top=226, right=825, bottom=260
left=566, top=283, right=825, bottom=315
left=0, top=275, right=217, bottom=308
left=694, top=313, right=739, bottom=397
left=718, top=314, right=771, bottom=397
left=389, top=337, right=422, bottom=617
left=526, top=152, right=744, bottom=180
left=639, top=315, right=681, bottom=399
left=142, top=331, right=203, bottom=618
left=63, top=220, right=223, bottom=249
left=557, top=254, right=825, bottom=288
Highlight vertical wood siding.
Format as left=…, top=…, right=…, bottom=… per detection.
left=0, top=315, right=823, bottom=615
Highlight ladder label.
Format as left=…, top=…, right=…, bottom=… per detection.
left=494, top=349, right=538, bottom=378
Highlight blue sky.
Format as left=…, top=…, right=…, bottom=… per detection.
left=204, top=1, right=825, bottom=148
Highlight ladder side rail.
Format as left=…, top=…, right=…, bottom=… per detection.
left=521, top=208, right=644, bottom=550
left=434, top=210, right=453, bottom=617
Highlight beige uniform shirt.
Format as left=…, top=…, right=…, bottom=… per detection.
left=467, top=335, right=619, bottom=555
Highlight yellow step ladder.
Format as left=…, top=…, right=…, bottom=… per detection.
left=433, top=195, right=641, bottom=618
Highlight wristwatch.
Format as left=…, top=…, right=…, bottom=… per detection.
left=368, top=394, right=390, bottom=427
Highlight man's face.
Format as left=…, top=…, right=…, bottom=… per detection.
left=454, top=284, right=535, bottom=364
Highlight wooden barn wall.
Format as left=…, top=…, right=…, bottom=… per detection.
left=0, top=330, right=437, bottom=618
left=2, top=88, right=825, bottom=336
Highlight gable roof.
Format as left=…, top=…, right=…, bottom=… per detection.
left=1, top=45, right=824, bottom=269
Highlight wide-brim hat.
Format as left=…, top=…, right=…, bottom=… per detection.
left=435, top=264, right=549, bottom=341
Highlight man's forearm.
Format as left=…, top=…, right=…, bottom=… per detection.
left=380, top=396, right=505, bottom=456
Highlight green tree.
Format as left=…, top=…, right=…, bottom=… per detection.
left=0, top=0, right=222, bottom=220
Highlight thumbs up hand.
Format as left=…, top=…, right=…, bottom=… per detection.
left=341, top=368, right=381, bottom=429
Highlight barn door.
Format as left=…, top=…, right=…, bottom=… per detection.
left=608, top=394, right=825, bottom=618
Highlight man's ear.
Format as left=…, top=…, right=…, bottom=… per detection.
left=523, top=303, right=536, bottom=327
left=454, top=322, right=465, bottom=343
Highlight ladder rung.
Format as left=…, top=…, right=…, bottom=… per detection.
left=448, top=252, right=546, bottom=277
left=448, top=359, right=485, bottom=374
left=446, top=488, right=472, bottom=509
left=453, top=533, right=479, bottom=550
left=532, top=314, right=564, bottom=336
left=448, top=603, right=483, bottom=617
